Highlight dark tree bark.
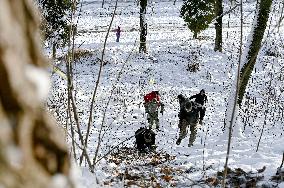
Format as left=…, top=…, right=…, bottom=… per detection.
left=193, top=32, right=198, bottom=39
left=0, top=0, right=72, bottom=187
left=279, top=152, right=284, bottom=170
left=238, top=0, right=272, bottom=105
left=139, top=0, right=147, bottom=53
left=214, top=0, right=223, bottom=52
left=102, top=0, right=105, bottom=8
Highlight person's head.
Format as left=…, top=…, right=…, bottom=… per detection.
left=200, top=89, right=205, bottom=95
left=144, top=131, right=153, bottom=143
left=177, top=94, right=183, bottom=100
left=185, top=101, right=192, bottom=112
left=154, top=91, right=159, bottom=95
left=177, top=94, right=184, bottom=103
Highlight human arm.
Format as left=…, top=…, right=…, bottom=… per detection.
left=160, top=103, right=165, bottom=115
left=189, top=94, right=197, bottom=100
left=144, top=103, right=149, bottom=113
left=177, top=94, right=186, bottom=105
left=205, top=95, right=208, bottom=103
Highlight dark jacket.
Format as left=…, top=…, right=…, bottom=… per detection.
left=189, top=93, right=207, bottom=106
left=178, top=94, right=197, bottom=122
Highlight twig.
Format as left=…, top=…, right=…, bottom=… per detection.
left=178, top=174, right=207, bottom=188
left=211, top=3, right=241, bottom=24
left=93, top=128, right=146, bottom=165
left=96, top=38, right=138, bottom=143
left=256, top=91, right=270, bottom=152
left=222, top=0, right=243, bottom=186
left=202, top=123, right=209, bottom=176
left=80, top=0, right=119, bottom=165
left=65, top=0, right=93, bottom=170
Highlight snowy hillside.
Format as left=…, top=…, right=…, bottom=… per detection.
left=48, top=0, right=284, bottom=187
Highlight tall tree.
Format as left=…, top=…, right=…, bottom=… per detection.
left=238, top=0, right=272, bottom=105
left=37, top=0, right=73, bottom=59
left=180, top=0, right=215, bottom=39
left=214, top=0, right=223, bottom=52
left=139, top=0, right=148, bottom=53
left=0, top=0, right=72, bottom=187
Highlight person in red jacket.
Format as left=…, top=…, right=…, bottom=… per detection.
left=144, top=91, right=164, bottom=130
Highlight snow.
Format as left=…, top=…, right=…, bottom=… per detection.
left=47, top=0, right=284, bottom=187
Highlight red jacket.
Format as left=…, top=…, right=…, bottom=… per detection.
left=144, top=91, right=160, bottom=103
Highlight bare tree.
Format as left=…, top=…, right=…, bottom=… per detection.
left=139, top=0, right=148, bottom=53
left=214, top=0, right=223, bottom=52
left=238, top=0, right=273, bottom=105
left=0, top=0, right=73, bottom=187
left=102, top=0, right=105, bottom=8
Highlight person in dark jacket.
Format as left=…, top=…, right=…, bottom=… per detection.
left=116, top=26, right=121, bottom=42
left=176, top=94, right=199, bottom=146
left=189, top=89, right=208, bottom=124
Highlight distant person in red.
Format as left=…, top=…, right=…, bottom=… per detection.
left=116, top=26, right=121, bottom=42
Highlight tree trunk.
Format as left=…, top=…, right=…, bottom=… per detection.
left=238, top=0, right=272, bottom=105
left=102, top=0, right=105, bottom=8
left=193, top=32, right=198, bottom=39
left=139, top=0, right=147, bottom=53
left=52, top=43, right=57, bottom=60
left=214, top=0, right=223, bottom=52
left=0, top=1, right=72, bottom=187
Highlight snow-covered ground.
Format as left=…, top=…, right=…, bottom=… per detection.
left=48, top=0, right=284, bottom=187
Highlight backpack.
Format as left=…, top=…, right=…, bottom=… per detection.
left=144, top=91, right=160, bottom=103
left=144, top=91, right=160, bottom=113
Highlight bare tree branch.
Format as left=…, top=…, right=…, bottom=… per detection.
left=80, top=0, right=119, bottom=165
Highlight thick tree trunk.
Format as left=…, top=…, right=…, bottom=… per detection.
left=214, top=0, right=223, bottom=52
left=0, top=1, right=72, bottom=187
left=238, top=0, right=272, bottom=105
left=139, top=0, right=147, bottom=53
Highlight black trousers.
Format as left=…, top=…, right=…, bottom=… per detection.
left=199, top=107, right=206, bottom=121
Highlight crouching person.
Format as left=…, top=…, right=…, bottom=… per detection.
left=135, top=127, right=156, bottom=153
left=176, top=94, right=199, bottom=147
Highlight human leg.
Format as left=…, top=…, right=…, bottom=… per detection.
left=147, top=114, right=154, bottom=129
left=199, top=107, right=206, bottom=124
left=188, top=124, right=197, bottom=147
left=176, top=119, right=188, bottom=145
left=153, top=112, right=160, bottom=130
